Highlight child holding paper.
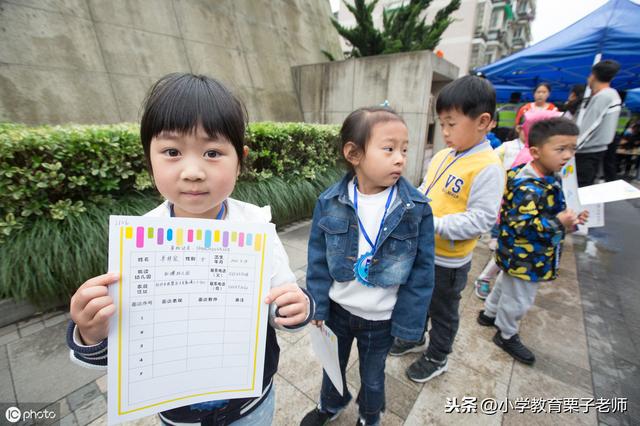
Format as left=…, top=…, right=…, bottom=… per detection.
left=477, top=117, right=588, bottom=364
left=67, top=73, right=315, bottom=425
left=474, top=109, right=561, bottom=299
left=302, top=106, right=435, bottom=426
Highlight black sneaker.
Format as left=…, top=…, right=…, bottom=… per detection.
left=300, top=407, right=340, bottom=426
left=406, top=355, right=448, bottom=383
left=477, top=310, right=496, bottom=327
left=389, top=336, right=427, bottom=356
left=492, top=331, right=535, bottom=365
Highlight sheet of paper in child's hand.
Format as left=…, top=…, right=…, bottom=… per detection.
left=583, top=203, right=604, bottom=228
left=106, top=215, right=274, bottom=425
left=578, top=179, right=640, bottom=206
left=310, top=324, right=343, bottom=396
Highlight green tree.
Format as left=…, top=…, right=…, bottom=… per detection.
left=330, top=0, right=461, bottom=58
left=329, top=0, right=385, bottom=58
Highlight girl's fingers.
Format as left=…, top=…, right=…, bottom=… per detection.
left=277, top=302, right=306, bottom=318
left=80, top=273, right=119, bottom=289
left=264, top=283, right=298, bottom=304
left=72, top=286, right=109, bottom=314
left=81, top=295, right=114, bottom=324
left=275, top=312, right=307, bottom=327
left=94, top=304, right=116, bottom=323
left=273, top=290, right=307, bottom=308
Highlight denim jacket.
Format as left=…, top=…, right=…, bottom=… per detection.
left=306, top=173, right=435, bottom=341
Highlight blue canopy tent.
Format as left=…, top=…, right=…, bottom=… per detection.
left=493, top=84, right=534, bottom=103
left=476, top=0, right=640, bottom=103
left=625, top=88, right=640, bottom=112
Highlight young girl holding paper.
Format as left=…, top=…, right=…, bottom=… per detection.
left=66, top=73, right=315, bottom=425
left=302, top=107, right=435, bottom=426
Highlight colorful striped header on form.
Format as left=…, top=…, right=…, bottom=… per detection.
left=123, top=226, right=263, bottom=251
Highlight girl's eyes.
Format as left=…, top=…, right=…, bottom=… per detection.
left=160, top=149, right=222, bottom=158
left=163, top=148, right=180, bottom=157
left=382, top=146, right=408, bottom=154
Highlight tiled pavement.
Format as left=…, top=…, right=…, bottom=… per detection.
left=1, top=219, right=628, bottom=425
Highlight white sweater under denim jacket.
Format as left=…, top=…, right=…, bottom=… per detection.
left=66, top=198, right=315, bottom=424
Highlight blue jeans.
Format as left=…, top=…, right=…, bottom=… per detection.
left=158, top=385, right=274, bottom=426
left=229, top=386, right=275, bottom=426
left=320, top=302, right=393, bottom=426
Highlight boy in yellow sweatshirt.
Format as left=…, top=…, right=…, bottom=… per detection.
left=390, top=76, right=505, bottom=382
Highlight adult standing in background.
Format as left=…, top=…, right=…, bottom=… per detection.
left=575, top=60, right=622, bottom=186
left=514, top=83, right=558, bottom=126
left=561, top=84, right=585, bottom=121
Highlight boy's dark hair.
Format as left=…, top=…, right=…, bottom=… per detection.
left=435, top=75, right=496, bottom=118
left=591, top=60, right=621, bottom=83
left=534, top=82, right=551, bottom=92
left=140, top=73, right=247, bottom=174
left=528, top=117, right=579, bottom=148
left=340, top=107, right=405, bottom=168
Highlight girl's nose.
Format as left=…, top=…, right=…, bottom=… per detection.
left=180, top=162, right=205, bottom=181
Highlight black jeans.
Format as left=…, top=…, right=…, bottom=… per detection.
left=603, top=140, right=620, bottom=182
left=424, top=262, right=471, bottom=362
left=575, top=151, right=606, bottom=187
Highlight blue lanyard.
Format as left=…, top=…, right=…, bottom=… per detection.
left=170, top=201, right=226, bottom=219
left=353, top=178, right=395, bottom=251
left=424, top=148, right=474, bottom=196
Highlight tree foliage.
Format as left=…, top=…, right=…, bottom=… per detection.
left=331, top=0, right=461, bottom=58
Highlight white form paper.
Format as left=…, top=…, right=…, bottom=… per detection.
left=578, top=180, right=640, bottom=206
left=310, top=324, right=343, bottom=396
left=583, top=203, right=605, bottom=228
left=561, top=159, right=582, bottom=212
left=107, top=215, right=273, bottom=425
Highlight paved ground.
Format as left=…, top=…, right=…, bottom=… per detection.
left=1, top=216, right=636, bottom=425
left=574, top=197, right=640, bottom=426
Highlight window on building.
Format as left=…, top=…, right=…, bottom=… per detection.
left=514, top=27, right=523, bottom=38
left=517, top=0, right=529, bottom=15
left=484, top=53, right=493, bottom=65
left=475, top=1, right=486, bottom=30
left=470, top=45, right=480, bottom=67
left=490, top=9, right=502, bottom=28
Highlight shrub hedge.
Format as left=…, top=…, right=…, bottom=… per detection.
left=0, top=122, right=341, bottom=241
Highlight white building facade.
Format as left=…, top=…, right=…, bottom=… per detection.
left=334, top=0, right=536, bottom=75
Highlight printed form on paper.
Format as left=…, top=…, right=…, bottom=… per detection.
left=106, top=215, right=274, bottom=425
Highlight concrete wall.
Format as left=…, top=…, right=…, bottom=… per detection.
left=0, top=0, right=343, bottom=125
left=292, top=51, right=458, bottom=184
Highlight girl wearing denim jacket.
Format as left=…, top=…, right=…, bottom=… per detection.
left=301, top=107, right=435, bottom=426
